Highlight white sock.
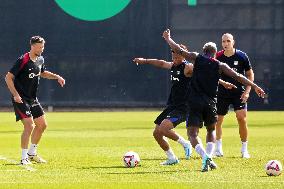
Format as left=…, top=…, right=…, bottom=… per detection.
left=177, top=136, right=189, bottom=147
left=195, top=143, right=207, bottom=159
left=216, top=139, right=222, bottom=151
left=165, top=148, right=176, bottom=160
left=163, top=136, right=169, bottom=142
left=21, top=149, right=28, bottom=160
left=28, top=144, right=38, bottom=155
left=241, top=141, right=248, bottom=153
left=206, top=142, right=215, bottom=158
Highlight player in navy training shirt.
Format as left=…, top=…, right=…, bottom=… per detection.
left=215, top=33, right=254, bottom=158
left=5, top=36, right=65, bottom=165
left=162, top=29, right=265, bottom=172
left=133, top=44, right=193, bottom=165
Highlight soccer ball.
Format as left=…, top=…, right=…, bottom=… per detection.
left=265, top=160, right=282, bottom=176
left=123, top=151, right=140, bottom=168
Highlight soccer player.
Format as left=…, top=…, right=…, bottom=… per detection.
left=133, top=46, right=235, bottom=166
left=162, top=29, right=265, bottom=172
left=215, top=33, right=254, bottom=158
left=133, top=44, right=192, bottom=165
left=5, top=36, right=65, bottom=165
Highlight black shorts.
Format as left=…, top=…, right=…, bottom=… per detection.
left=12, top=98, right=44, bottom=122
left=217, top=96, right=247, bottom=115
left=154, top=105, right=187, bottom=127
left=186, top=95, right=217, bottom=128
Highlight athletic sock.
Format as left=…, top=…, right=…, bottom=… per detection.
left=241, top=141, right=248, bottom=153
left=21, top=149, right=28, bottom=160
left=216, top=139, right=222, bottom=151
left=165, top=148, right=176, bottom=160
left=28, top=144, right=38, bottom=156
left=177, top=136, right=189, bottom=147
left=195, top=143, right=207, bottom=159
left=206, top=142, right=215, bottom=158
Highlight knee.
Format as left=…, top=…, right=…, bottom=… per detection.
left=153, top=127, right=161, bottom=138
left=37, top=123, right=48, bottom=132
left=23, top=124, right=34, bottom=134
left=236, top=113, right=246, bottom=122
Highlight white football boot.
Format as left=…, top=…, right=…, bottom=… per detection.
left=20, top=158, right=32, bottom=165
left=28, top=154, right=47, bottom=163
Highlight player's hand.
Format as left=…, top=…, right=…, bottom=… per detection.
left=14, top=95, right=23, bottom=103
left=254, top=86, right=265, bottom=98
left=223, top=82, right=237, bottom=90
left=162, top=29, right=171, bottom=40
left=133, top=58, right=147, bottom=65
left=240, top=91, right=250, bottom=103
left=57, top=76, right=65, bottom=87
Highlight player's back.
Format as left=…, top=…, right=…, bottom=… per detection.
left=189, top=54, right=220, bottom=100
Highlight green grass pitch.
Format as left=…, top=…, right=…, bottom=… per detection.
left=0, top=111, right=283, bottom=189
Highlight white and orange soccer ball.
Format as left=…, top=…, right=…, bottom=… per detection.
left=265, top=160, right=282, bottom=176
left=123, top=151, right=140, bottom=168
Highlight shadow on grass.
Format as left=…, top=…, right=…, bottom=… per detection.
left=105, top=169, right=192, bottom=175
left=2, top=163, right=18, bottom=166
left=78, top=165, right=203, bottom=174
left=142, top=156, right=201, bottom=161
left=223, top=156, right=248, bottom=159
left=79, top=165, right=126, bottom=169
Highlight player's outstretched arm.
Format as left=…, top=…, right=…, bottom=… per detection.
left=219, top=79, right=237, bottom=89
left=162, top=29, right=197, bottom=63
left=240, top=69, right=255, bottom=103
left=5, top=72, right=23, bottom=103
left=219, top=62, right=265, bottom=98
left=133, top=58, right=172, bottom=69
left=41, top=71, right=65, bottom=87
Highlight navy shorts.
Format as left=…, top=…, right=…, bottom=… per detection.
left=217, top=96, right=247, bottom=115
left=186, top=95, right=217, bottom=128
left=154, top=105, right=187, bottom=127
left=12, top=98, right=44, bottom=122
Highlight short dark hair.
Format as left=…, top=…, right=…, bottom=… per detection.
left=203, top=42, right=217, bottom=54
left=30, top=36, right=45, bottom=45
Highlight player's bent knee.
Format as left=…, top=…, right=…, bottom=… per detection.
left=153, top=127, right=162, bottom=138
left=23, top=124, right=34, bottom=134
left=40, top=123, right=47, bottom=131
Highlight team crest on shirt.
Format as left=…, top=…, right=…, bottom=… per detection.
left=234, top=61, right=238, bottom=65
left=29, top=72, right=41, bottom=78
left=26, top=111, right=31, bottom=115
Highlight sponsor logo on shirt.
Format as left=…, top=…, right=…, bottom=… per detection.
left=172, top=77, right=180, bottom=82
left=29, top=72, right=41, bottom=78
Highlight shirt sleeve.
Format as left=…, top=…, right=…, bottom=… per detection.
left=243, top=53, right=252, bottom=71
left=9, top=58, right=22, bottom=76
